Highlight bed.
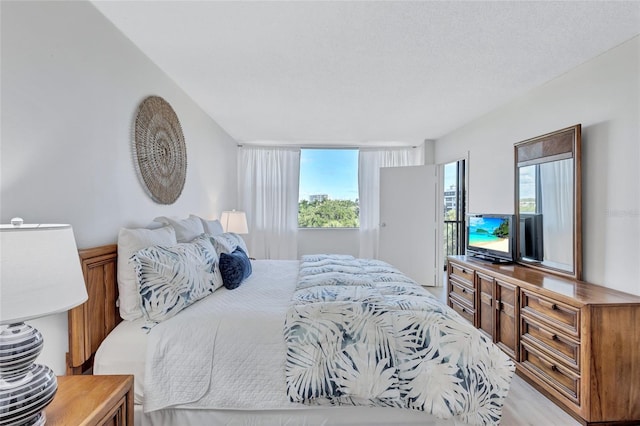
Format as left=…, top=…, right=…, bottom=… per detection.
left=67, top=223, right=514, bottom=426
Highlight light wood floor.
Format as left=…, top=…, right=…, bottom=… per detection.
left=425, top=285, right=580, bottom=426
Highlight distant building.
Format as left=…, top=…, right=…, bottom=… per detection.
left=444, top=185, right=457, bottom=213
left=309, top=194, right=329, bottom=203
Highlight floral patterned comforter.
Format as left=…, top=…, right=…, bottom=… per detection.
left=284, top=255, right=515, bottom=426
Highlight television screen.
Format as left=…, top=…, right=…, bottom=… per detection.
left=466, top=214, right=514, bottom=262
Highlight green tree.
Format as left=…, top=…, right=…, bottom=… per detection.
left=519, top=198, right=536, bottom=213
left=298, top=199, right=359, bottom=228
left=493, top=219, right=510, bottom=238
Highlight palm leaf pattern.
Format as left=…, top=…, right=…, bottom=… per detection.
left=284, top=255, right=515, bottom=425
left=132, top=234, right=222, bottom=324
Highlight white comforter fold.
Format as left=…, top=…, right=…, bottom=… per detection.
left=144, top=299, right=218, bottom=412
left=143, top=260, right=300, bottom=413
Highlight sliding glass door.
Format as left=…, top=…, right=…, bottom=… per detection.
left=443, top=159, right=466, bottom=267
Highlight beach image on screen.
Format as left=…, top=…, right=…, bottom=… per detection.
left=468, top=217, right=510, bottom=253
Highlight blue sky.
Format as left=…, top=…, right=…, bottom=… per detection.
left=299, top=149, right=359, bottom=201
left=444, top=162, right=457, bottom=189
left=519, top=166, right=536, bottom=199
left=299, top=151, right=466, bottom=202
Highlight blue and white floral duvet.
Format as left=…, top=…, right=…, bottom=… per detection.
left=284, top=255, right=515, bottom=426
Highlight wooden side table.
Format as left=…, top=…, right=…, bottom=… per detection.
left=45, top=375, right=134, bottom=426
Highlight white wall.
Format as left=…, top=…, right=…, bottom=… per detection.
left=436, top=36, right=640, bottom=296
left=298, top=228, right=359, bottom=257
left=1, top=1, right=239, bottom=374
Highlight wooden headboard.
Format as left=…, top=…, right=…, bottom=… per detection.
left=67, top=244, right=119, bottom=375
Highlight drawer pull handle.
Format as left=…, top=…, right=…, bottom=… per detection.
left=461, top=288, right=466, bottom=293
left=539, top=328, right=558, bottom=341
left=539, top=356, right=558, bottom=372
left=538, top=299, right=559, bottom=310
left=461, top=307, right=466, bottom=313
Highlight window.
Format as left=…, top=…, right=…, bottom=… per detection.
left=518, top=165, right=539, bottom=213
left=298, top=149, right=359, bottom=228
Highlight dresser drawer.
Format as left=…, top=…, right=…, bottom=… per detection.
left=521, top=290, right=580, bottom=337
left=449, top=296, right=475, bottom=325
left=449, top=262, right=474, bottom=286
left=449, top=277, right=475, bottom=307
left=521, top=341, right=580, bottom=405
left=521, top=316, right=580, bottom=371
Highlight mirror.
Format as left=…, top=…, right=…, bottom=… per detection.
left=514, top=125, right=582, bottom=280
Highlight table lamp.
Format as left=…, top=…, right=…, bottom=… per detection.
left=220, top=210, right=249, bottom=234
left=0, top=220, right=88, bottom=425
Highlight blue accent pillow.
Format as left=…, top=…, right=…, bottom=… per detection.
left=219, top=247, right=252, bottom=289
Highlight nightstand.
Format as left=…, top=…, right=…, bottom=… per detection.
left=45, top=375, right=134, bottom=426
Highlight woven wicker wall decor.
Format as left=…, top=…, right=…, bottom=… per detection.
left=133, top=96, right=187, bottom=204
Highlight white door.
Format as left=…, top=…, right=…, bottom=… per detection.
left=379, top=165, right=437, bottom=286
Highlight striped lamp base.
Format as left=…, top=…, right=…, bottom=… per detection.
left=0, top=323, right=58, bottom=426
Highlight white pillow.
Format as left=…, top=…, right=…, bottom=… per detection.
left=235, top=234, right=249, bottom=256
left=190, top=214, right=224, bottom=236
left=154, top=215, right=205, bottom=243
left=211, top=232, right=249, bottom=257
left=117, top=226, right=177, bottom=320
left=131, top=234, right=223, bottom=323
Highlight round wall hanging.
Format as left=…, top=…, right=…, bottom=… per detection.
left=133, top=96, right=187, bottom=204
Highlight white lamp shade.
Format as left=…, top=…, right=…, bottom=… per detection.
left=0, top=224, right=88, bottom=324
left=220, top=210, right=249, bottom=234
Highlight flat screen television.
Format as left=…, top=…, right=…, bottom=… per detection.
left=465, top=214, right=515, bottom=263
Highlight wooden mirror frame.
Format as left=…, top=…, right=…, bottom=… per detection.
left=514, top=124, right=582, bottom=280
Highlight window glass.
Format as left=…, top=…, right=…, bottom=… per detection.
left=519, top=165, right=538, bottom=213
left=299, top=149, right=359, bottom=228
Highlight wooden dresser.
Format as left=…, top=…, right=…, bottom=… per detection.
left=447, top=255, right=640, bottom=425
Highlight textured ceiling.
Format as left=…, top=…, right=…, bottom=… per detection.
left=92, top=1, right=640, bottom=145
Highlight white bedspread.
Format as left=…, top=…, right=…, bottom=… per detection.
left=95, top=258, right=495, bottom=425
left=94, top=317, right=148, bottom=404
left=143, top=260, right=300, bottom=413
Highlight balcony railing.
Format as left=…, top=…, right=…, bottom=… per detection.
left=444, top=219, right=464, bottom=261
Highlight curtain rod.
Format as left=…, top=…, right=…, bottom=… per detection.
left=237, top=144, right=420, bottom=149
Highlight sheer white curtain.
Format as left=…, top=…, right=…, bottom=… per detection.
left=238, top=146, right=301, bottom=260
left=358, top=146, right=424, bottom=259
left=540, top=159, right=574, bottom=268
